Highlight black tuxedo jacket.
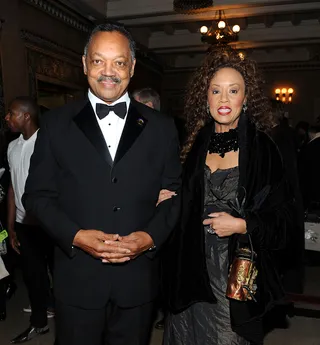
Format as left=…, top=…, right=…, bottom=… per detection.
left=23, top=98, right=182, bottom=309
left=299, top=137, right=320, bottom=210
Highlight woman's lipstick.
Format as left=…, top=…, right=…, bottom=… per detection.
left=217, top=106, right=232, bottom=115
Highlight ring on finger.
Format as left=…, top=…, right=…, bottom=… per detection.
left=207, top=224, right=215, bottom=235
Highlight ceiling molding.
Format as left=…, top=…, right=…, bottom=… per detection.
left=163, top=59, right=320, bottom=74
left=56, top=0, right=320, bottom=72
left=107, top=0, right=308, bottom=20
left=260, top=60, right=320, bottom=71
left=109, top=2, right=320, bottom=26
left=147, top=20, right=320, bottom=53
left=61, top=0, right=107, bottom=21
left=20, top=30, right=82, bottom=61
left=23, top=0, right=92, bottom=32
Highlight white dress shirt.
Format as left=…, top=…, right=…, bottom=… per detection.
left=88, top=90, right=130, bottom=160
left=7, top=130, right=38, bottom=223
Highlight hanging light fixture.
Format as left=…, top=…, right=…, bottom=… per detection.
left=174, top=0, right=213, bottom=13
left=200, top=10, right=241, bottom=45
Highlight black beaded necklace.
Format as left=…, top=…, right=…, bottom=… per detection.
left=208, top=127, right=239, bottom=158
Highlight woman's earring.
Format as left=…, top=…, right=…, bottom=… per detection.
left=207, top=103, right=210, bottom=114
left=242, top=103, right=248, bottom=113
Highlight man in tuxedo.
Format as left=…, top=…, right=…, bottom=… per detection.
left=23, top=23, right=181, bottom=345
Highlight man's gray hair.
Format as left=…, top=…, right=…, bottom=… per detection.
left=83, top=22, right=136, bottom=61
left=309, top=125, right=320, bottom=135
left=133, top=88, right=161, bottom=111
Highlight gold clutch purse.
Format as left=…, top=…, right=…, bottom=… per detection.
left=226, top=235, right=258, bottom=302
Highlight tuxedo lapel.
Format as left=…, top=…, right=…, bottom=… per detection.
left=113, top=102, right=147, bottom=165
left=73, top=102, right=113, bottom=166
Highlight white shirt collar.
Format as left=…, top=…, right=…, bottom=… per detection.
left=17, top=129, right=39, bottom=144
left=88, top=89, right=131, bottom=119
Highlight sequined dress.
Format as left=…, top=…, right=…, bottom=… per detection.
left=163, top=165, right=250, bottom=345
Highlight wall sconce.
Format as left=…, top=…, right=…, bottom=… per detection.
left=274, top=87, right=294, bottom=103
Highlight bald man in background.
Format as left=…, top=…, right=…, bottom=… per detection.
left=6, top=97, right=53, bottom=343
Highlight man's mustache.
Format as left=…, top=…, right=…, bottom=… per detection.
left=97, top=76, right=121, bottom=84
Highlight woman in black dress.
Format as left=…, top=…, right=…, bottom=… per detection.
left=162, top=47, right=294, bottom=345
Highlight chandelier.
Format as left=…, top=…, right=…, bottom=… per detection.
left=200, top=10, right=241, bottom=45
left=174, top=0, right=213, bottom=13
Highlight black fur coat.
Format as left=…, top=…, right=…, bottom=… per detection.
left=162, top=114, right=295, bottom=343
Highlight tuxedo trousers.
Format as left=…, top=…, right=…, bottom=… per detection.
left=15, top=222, right=53, bottom=328
left=55, top=299, right=155, bottom=345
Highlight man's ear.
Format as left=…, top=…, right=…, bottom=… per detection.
left=130, top=59, right=136, bottom=78
left=145, top=101, right=154, bottom=109
left=24, top=112, right=31, bottom=121
left=82, top=55, right=88, bottom=75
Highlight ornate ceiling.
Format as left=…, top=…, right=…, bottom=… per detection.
left=60, top=0, right=320, bottom=70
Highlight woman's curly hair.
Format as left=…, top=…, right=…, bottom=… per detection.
left=180, top=46, right=275, bottom=163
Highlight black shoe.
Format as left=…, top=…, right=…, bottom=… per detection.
left=11, top=325, right=49, bottom=343
left=155, top=318, right=164, bottom=330
left=0, top=310, right=6, bottom=321
left=6, top=282, right=17, bottom=300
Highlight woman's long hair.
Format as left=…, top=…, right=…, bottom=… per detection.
left=180, top=46, right=274, bottom=163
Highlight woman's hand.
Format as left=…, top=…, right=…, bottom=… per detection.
left=203, top=212, right=247, bottom=237
left=156, top=189, right=177, bottom=206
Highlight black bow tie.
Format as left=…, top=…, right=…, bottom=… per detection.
left=96, top=102, right=127, bottom=120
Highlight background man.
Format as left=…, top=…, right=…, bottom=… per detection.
left=133, top=87, right=166, bottom=330
left=299, top=124, right=320, bottom=212
left=268, top=100, right=305, bottom=329
left=5, top=97, right=53, bottom=343
left=133, top=87, right=161, bottom=111
left=24, top=23, right=181, bottom=345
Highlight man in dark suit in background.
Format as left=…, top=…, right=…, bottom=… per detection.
left=133, top=88, right=161, bottom=111
left=299, top=125, right=320, bottom=212
left=263, top=101, right=305, bottom=335
left=133, top=87, right=167, bottom=330
left=23, top=23, right=181, bottom=345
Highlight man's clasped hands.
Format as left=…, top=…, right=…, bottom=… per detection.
left=73, top=230, right=154, bottom=263
left=73, top=189, right=177, bottom=263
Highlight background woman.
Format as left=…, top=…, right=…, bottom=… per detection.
left=162, top=47, right=294, bottom=345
